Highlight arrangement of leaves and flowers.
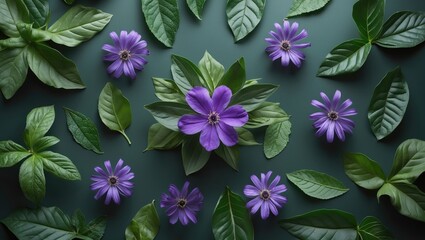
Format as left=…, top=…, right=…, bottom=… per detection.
left=0, top=0, right=112, bottom=99
left=145, top=51, right=291, bottom=175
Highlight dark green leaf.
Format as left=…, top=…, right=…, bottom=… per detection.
left=152, top=77, right=185, bottom=103
left=145, top=102, right=193, bottom=131
left=317, top=39, right=372, bottom=77
left=19, top=155, right=45, bottom=204
left=0, top=36, right=26, bottom=49
left=287, top=0, right=331, bottom=18
left=79, top=216, right=107, bottom=240
left=146, top=123, right=183, bottom=151
left=181, top=135, right=211, bottom=175
left=0, top=140, right=30, bottom=167
left=198, top=51, right=224, bottom=91
left=264, top=120, right=291, bottom=159
left=230, top=83, right=277, bottom=112
left=98, top=82, right=132, bottom=145
left=343, top=152, right=386, bottom=190
left=186, top=0, right=206, bottom=20
left=376, top=11, right=425, bottom=48
left=26, top=43, right=85, bottom=90
left=32, top=136, right=60, bottom=152
left=226, top=0, right=266, bottom=41
left=0, top=0, right=29, bottom=37
left=279, top=209, right=358, bottom=240
left=212, top=186, right=254, bottom=240
left=217, top=57, right=246, bottom=94
left=287, top=169, right=349, bottom=200
left=125, top=200, right=160, bottom=240
left=24, top=105, right=55, bottom=149
left=141, top=0, right=179, bottom=47
left=352, top=0, right=385, bottom=41
left=38, top=151, right=81, bottom=180
left=245, top=102, right=289, bottom=128
left=388, top=139, right=425, bottom=183
left=358, top=216, right=394, bottom=240
left=63, top=0, right=75, bottom=5
left=22, top=0, right=49, bottom=28
left=47, top=5, right=112, bottom=47
left=72, top=209, right=86, bottom=232
left=236, top=128, right=259, bottom=146
left=215, top=145, right=240, bottom=171
left=0, top=47, right=28, bottom=99
left=64, top=107, right=103, bottom=154
left=171, top=54, right=204, bottom=94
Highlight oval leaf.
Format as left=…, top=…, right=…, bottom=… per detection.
left=32, top=136, right=60, bottom=153
left=198, top=51, right=225, bottom=91
left=0, top=47, right=28, bottom=99
left=125, top=200, right=160, bottom=240
left=98, top=82, right=132, bottom=145
left=19, top=155, right=45, bottom=204
left=0, top=0, right=29, bottom=37
left=215, top=145, right=240, bottom=171
left=264, top=120, right=291, bottom=159
left=146, top=123, right=183, bottom=151
left=141, top=0, right=179, bottom=47
left=182, top=135, right=211, bottom=175
left=22, top=0, right=49, bottom=28
left=39, top=151, right=81, bottom=181
left=352, top=0, right=385, bottom=41
left=0, top=140, right=31, bottom=167
left=236, top=128, right=259, bottom=146
left=24, top=105, right=55, bottom=149
left=171, top=54, right=204, bottom=94
left=212, top=186, right=254, bottom=240
left=286, top=0, right=331, bottom=18
left=245, top=102, right=289, bottom=128
left=388, top=139, right=425, bottom=183
left=186, top=0, right=206, bottom=20
left=226, top=0, right=266, bottom=41
left=343, top=152, right=386, bottom=190
left=358, top=216, right=394, bottom=240
left=368, top=66, right=409, bottom=140
left=152, top=77, right=185, bottom=103
left=144, top=102, right=193, bottom=131
left=317, top=39, right=372, bottom=77
left=229, top=83, right=277, bottom=112
left=217, top=57, right=246, bottom=94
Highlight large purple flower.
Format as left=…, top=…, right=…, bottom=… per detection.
left=90, top=159, right=134, bottom=205
left=310, top=90, right=357, bottom=143
left=102, top=30, right=149, bottom=79
left=244, top=171, right=287, bottom=219
left=160, top=181, right=204, bottom=225
left=265, top=20, right=311, bottom=68
left=178, top=86, right=248, bottom=151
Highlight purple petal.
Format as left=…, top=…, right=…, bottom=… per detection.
left=288, top=21, right=299, bottom=39
left=269, top=201, right=279, bottom=216
left=119, top=31, right=128, bottom=49
left=212, top=85, right=232, bottom=113
left=220, top=105, right=248, bottom=127
left=94, top=166, right=108, bottom=178
left=315, top=120, right=331, bottom=137
left=185, top=210, right=198, bottom=224
left=339, top=109, right=357, bottom=117
left=178, top=114, right=208, bottom=135
left=124, top=61, right=136, bottom=79
left=326, top=121, right=336, bottom=143
left=332, top=90, right=341, bottom=110
left=169, top=211, right=179, bottom=224
left=282, top=20, right=290, bottom=39
left=289, top=52, right=302, bottom=68
left=265, top=37, right=281, bottom=45
left=166, top=205, right=178, bottom=216
left=250, top=175, right=263, bottom=189
left=90, top=181, right=108, bottom=190
left=291, top=29, right=308, bottom=42
left=104, top=160, right=113, bottom=176
left=335, top=122, right=346, bottom=141
left=115, top=166, right=131, bottom=178
left=181, top=181, right=190, bottom=198
left=260, top=201, right=270, bottom=219
left=107, top=59, right=123, bottom=74
left=114, top=159, right=124, bottom=172
left=281, top=52, right=290, bottom=66
left=271, top=194, right=287, bottom=205
left=102, top=44, right=119, bottom=54
left=271, top=184, right=287, bottom=194
left=168, top=184, right=180, bottom=198
left=117, top=184, right=132, bottom=197
left=244, top=185, right=260, bottom=197
left=337, top=99, right=353, bottom=112
left=261, top=171, right=272, bottom=188
left=247, top=197, right=262, bottom=214
left=292, top=43, right=311, bottom=49
left=111, top=187, right=120, bottom=204
left=268, top=49, right=282, bottom=61
left=109, top=31, right=120, bottom=47
left=200, top=125, right=220, bottom=151
left=268, top=175, right=281, bottom=189
left=178, top=210, right=189, bottom=225
left=216, top=123, right=238, bottom=147
left=104, top=53, right=119, bottom=62
left=105, top=188, right=113, bottom=205
left=311, top=99, right=330, bottom=112
left=309, top=112, right=327, bottom=120
left=186, top=87, right=212, bottom=115
left=94, top=186, right=109, bottom=200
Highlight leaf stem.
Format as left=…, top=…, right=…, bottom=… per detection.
left=120, top=131, right=132, bottom=145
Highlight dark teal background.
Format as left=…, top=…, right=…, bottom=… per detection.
left=1, top=0, right=425, bottom=239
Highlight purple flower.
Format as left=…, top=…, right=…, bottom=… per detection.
left=310, top=90, right=357, bottom=143
left=90, top=159, right=134, bottom=205
left=160, top=181, right=204, bottom=225
left=244, top=171, right=287, bottom=219
left=178, top=86, right=248, bottom=151
left=265, top=20, right=311, bottom=68
left=102, top=30, right=149, bottom=79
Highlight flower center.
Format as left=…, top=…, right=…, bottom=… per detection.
left=208, top=111, right=220, bottom=125
left=119, top=50, right=131, bottom=61
left=177, top=199, right=187, bottom=208
left=108, top=176, right=118, bottom=186
left=328, top=111, right=339, bottom=121
left=280, top=40, right=291, bottom=51
left=260, top=190, right=271, bottom=200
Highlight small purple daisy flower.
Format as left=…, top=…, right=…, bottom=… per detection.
left=102, top=30, right=149, bottom=79
left=178, top=86, right=248, bottom=151
left=310, top=90, right=357, bottom=143
left=160, top=181, right=204, bottom=225
left=265, top=20, right=311, bottom=68
left=244, top=171, right=287, bottom=220
left=90, top=159, right=134, bottom=205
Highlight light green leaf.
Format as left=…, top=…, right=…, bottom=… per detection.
left=358, top=216, right=394, bottom=240
left=230, top=83, right=278, bottom=112
left=264, top=120, right=291, bottom=159
left=368, top=66, right=409, bottom=140
left=198, top=51, right=224, bottom=91
left=146, top=123, right=183, bottom=151
left=0, top=140, right=31, bottom=167
left=317, top=39, right=372, bottom=77
left=32, top=136, right=60, bottom=152
left=48, top=5, right=112, bottom=47
left=141, top=0, right=179, bottom=47
left=343, top=152, right=386, bottom=190
left=22, top=0, right=49, bottom=28
left=186, top=0, right=206, bottom=20
left=24, top=105, right=55, bottom=149
left=26, top=43, right=85, bottom=90
left=152, top=77, right=185, bottom=103
left=0, top=0, right=29, bottom=37
left=64, top=107, right=103, bottom=154
left=217, top=57, right=246, bottom=94
left=287, top=0, right=331, bottom=18
left=0, top=47, right=28, bottom=100
left=236, top=128, right=259, bottom=146
left=376, top=11, right=425, bottom=48
left=245, top=102, right=289, bottom=128
left=144, top=102, right=193, bottom=131
left=226, top=0, right=266, bottom=41
left=287, top=169, right=349, bottom=200
left=215, top=145, right=240, bottom=171
left=19, top=155, right=45, bottom=204
left=212, top=186, right=254, bottom=240
left=279, top=209, right=358, bottom=240
left=388, top=139, right=425, bottom=183
left=38, top=151, right=81, bottom=180
left=352, top=0, right=385, bottom=41
left=181, top=135, right=211, bottom=175
left=125, top=200, right=160, bottom=240
left=98, top=82, right=132, bottom=145
left=0, top=36, right=26, bottom=49
left=171, top=54, right=204, bottom=94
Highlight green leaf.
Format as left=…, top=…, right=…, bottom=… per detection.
left=245, top=102, right=289, bottom=128
left=144, top=102, right=193, bottom=131
left=64, top=107, right=103, bottom=154
left=0, top=140, right=31, bottom=167
left=286, top=169, right=349, bottom=200
left=181, top=135, right=211, bottom=175
left=229, top=83, right=277, bottom=112
left=198, top=51, right=225, bottom=91
left=98, top=82, right=132, bottom=145
left=38, top=151, right=81, bottom=180
left=79, top=216, right=107, bottom=240
left=0, top=0, right=29, bottom=37
left=19, top=155, right=45, bottom=204
left=186, top=0, right=206, bottom=20
left=215, top=145, right=240, bottom=171
left=212, top=186, right=254, bottom=240
left=358, top=216, right=394, bottom=240
left=236, top=128, right=259, bottom=146
left=47, top=5, right=112, bottom=47
left=388, top=139, right=425, bottom=183
left=226, top=0, right=266, bottom=41
left=24, top=105, right=55, bottom=149
left=0, top=47, right=28, bottom=100
left=141, top=0, right=179, bottom=47
left=343, top=152, right=386, bottom=190
left=317, top=39, right=372, bottom=77
left=171, top=54, right=204, bottom=94
left=63, top=0, right=75, bottom=5
left=279, top=209, right=358, bottom=240
left=286, top=0, right=331, bottom=18
left=376, top=11, right=425, bottom=48
left=32, top=136, right=60, bottom=152
left=22, top=0, right=49, bottom=28
left=377, top=182, right=425, bottom=222
left=263, top=120, right=291, bottom=159
left=146, top=123, right=183, bottom=151
left=368, top=66, right=409, bottom=140
left=217, top=57, right=246, bottom=94
left=352, top=0, right=385, bottom=41
left=0, top=36, right=26, bottom=49
left=26, top=43, right=85, bottom=90
left=152, top=77, right=185, bottom=103
left=125, top=200, right=160, bottom=240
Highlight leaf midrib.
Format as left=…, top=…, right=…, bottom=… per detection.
left=226, top=189, right=237, bottom=239
left=68, top=110, right=98, bottom=148
left=290, top=174, right=347, bottom=191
